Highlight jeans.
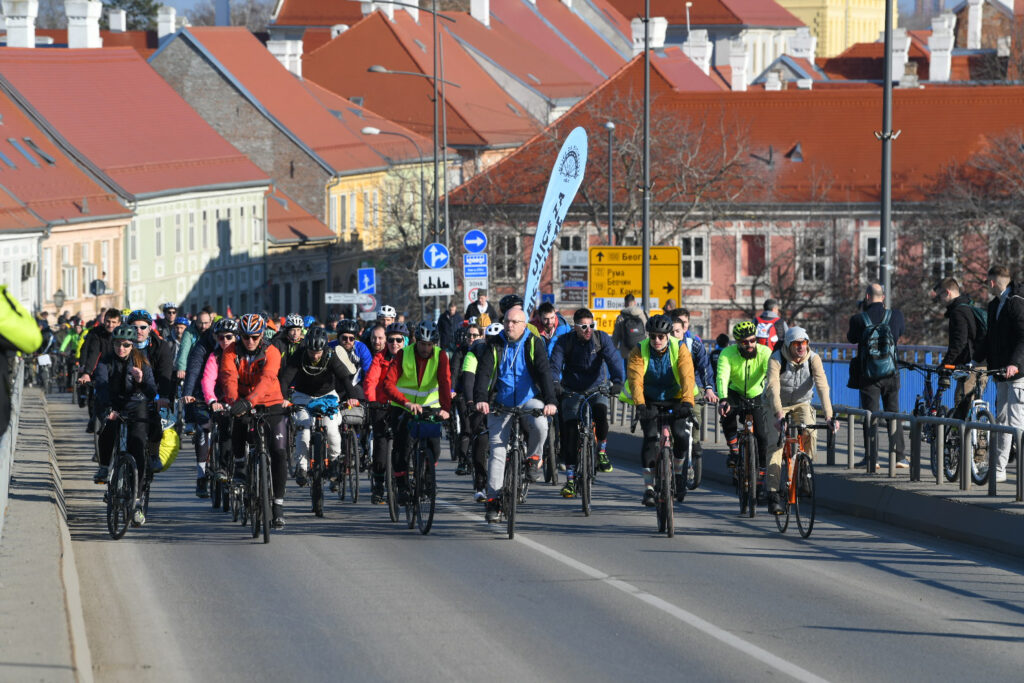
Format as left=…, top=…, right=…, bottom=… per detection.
left=859, top=374, right=904, bottom=458
left=486, top=398, right=546, bottom=498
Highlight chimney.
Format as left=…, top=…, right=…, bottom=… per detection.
left=966, top=0, right=983, bottom=49
left=2, top=0, right=39, bottom=48
left=765, top=69, right=783, bottom=91
left=215, top=0, right=229, bottom=26
left=899, top=60, right=920, bottom=88
left=630, top=16, right=667, bottom=56
left=729, top=39, right=749, bottom=91
left=402, top=4, right=417, bottom=22
left=66, top=0, right=103, bottom=48
left=796, top=78, right=813, bottom=89
left=267, top=39, right=303, bottom=77
left=927, top=13, right=954, bottom=82
left=361, top=1, right=394, bottom=20
left=108, top=7, right=125, bottom=32
left=470, top=0, right=489, bottom=28
left=330, top=24, right=349, bottom=39
left=682, top=29, right=712, bottom=75
left=891, top=28, right=910, bottom=82
left=786, top=27, right=817, bottom=60
left=158, top=6, right=176, bottom=40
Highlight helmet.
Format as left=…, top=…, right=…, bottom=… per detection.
left=732, top=320, right=757, bottom=340
left=485, top=322, right=503, bottom=338
left=174, top=316, right=189, bottom=326
left=263, top=329, right=276, bottom=341
left=414, top=321, right=439, bottom=343
left=213, top=318, right=239, bottom=335
left=378, top=305, right=397, bottom=318
left=305, top=326, right=329, bottom=352
left=126, top=309, right=152, bottom=325
left=385, top=322, right=408, bottom=338
left=121, top=308, right=131, bottom=317
left=112, top=324, right=135, bottom=341
left=239, top=313, right=267, bottom=336
left=645, top=314, right=673, bottom=336
left=499, top=293, right=524, bottom=314
left=785, top=326, right=809, bottom=345
left=161, top=302, right=177, bottom=312
left=284, top=313, right=303, bottom=329
left=303, top=315, right=316, bottom=329
left=337, top=319, right=359, bottom=336
left=454, top=326, right=471, bottom=349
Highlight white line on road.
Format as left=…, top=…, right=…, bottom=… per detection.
left=442, top=500, right=830, bottom=683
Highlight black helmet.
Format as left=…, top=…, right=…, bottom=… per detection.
left=499, top=293, right=524, bottom=314
left=415, top=321, right=439, bottom=343
left=386, top=322, right=409, bottom=338
left=213, top=317, right=239, bottom=335
left=337, top=319, right=359, bottom=336
left=305, top=326, right=329, bottom=352
left=112, top=324, right=135, bottom=341
left=454, top=325, right=471, bottom=349
left=646, top=314, right=673, bottom=336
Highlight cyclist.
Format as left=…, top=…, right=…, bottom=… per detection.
left=280, top=326, right=363, bottom=486
left=764, top=326, right=836, bottom=514
left=381, top=321, right=452, bottom=502
left=92, top=324, right=158, bottom=494
left=59, top=317, right=85, bottom=390
left=192, top=317, right=239, bottom=492
left=459, top=322, right=501, bottom=501
left=175, top=310, right=212, bottom=381
left=366, top=324, right=387, bottom=356
left=717, top=320, right=772, bottom=471
left=362, top=305, right=397, bottom=346
left=624, top=314, right=696, bottom=506
left=126, top=310, right=176, bottom=472
left=78, top=308, right=122, bottom=433
left=535, top=301, right=572, bottom=356
left=155, top=302, right=178, bottom=339
left=334, top=319, right=372, bottom=384
left=670, top=312, right=717, bottom=473
left=450, top=325, right=481, bottom=477
left=221, top=313, right=289, bottom=529
left=934, top=277, right=988, bottom=420
left=550, top=307, right=624, bottom=497
left=364, top=322, right=407, bottom=504
left=473, top=308, right=557, bottom=523
left=271, top=313, right=305, bottom=360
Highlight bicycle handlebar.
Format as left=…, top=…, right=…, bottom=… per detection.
left=489, top=404, right=545, bottom=418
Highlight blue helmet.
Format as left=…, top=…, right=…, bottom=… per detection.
left=303, top=315, right=316, bottom=329
left=174, top=316, right=189, bottom=326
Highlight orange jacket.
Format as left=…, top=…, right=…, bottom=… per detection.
left=220, top=341, right=284, bottom=407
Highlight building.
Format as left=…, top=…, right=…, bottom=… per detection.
left=775, top=0, right=896, bottom=58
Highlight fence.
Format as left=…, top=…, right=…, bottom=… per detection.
left=0, top=355, right=25, bottom=544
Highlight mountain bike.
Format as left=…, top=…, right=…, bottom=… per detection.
left=335, top=403, right=364, bottom=503
left=730, top=398, right=764, bottom=518
left=398, top=407, right=445, bottom=534
left=490, top=404, right=545, bottom=539
left=104, top=415, right=151, bottom=540
left=236, top=406, right=274, bottom=543
left=302, top=396, right=341, bottom=518
left=942, top=366, right=1002, bottom=485
left=562, top=383, right=610, bottom=516
left=775, top=417, right=829, bottom=538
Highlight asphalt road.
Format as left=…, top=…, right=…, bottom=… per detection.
left=50, top=399, right=1024, bottom=683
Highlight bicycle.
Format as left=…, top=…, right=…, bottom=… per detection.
left=335, top=403, right=364, bottom=504
left=631, top=402, right=683, bottom=537
left=902, top=361, right=956, bottom=479
left=490, top=404, right=545, bottom=539
left=298, top=396, right=341, bottom=518
left=397, top=406, right=445, bottom=534
left=942, top=366, right=1001, bottom=486
left=728, top=397, right=764, bottom=518
left=233, top=406, right=274, bottom=543
left=775, top=417, right=830, bottom=538
left=368, top=402, right=400, bottom=523
left=562, top=383, right=610, bottom=516
left=543, top=415, right=560, bottom=486
left=104, top=415, right=151, bottom=540
left=205, top=409, right=231, bottom=513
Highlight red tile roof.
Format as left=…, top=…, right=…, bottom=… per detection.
left=0, top=48, right=266, bottom=197
left=271, top=0, right=367, bottom=27
left=172, top=27, right=400, bottom=174
left=0, top=186, right=45, bottom=232
left=451, top=57, right=1024, bottom=208
left=303, top=10, right=543, bottom=148
left=652, top=46, right=727, bottom=91
left=265, top=186, right=333, bottom=243
left=0, top=81, right=130, bottom=224
left=32, top=29, right=159, bottom=58
left=606, top=0, right=803, bottom=27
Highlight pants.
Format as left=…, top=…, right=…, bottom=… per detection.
left=231, top=411, right=289, bottom=500
left=559, top=394, right=609, bottom=469
left=291, top=390, right=342, bottom=469
left=390, top=407, right=441, bottom=475
left=370, top=406, right=392, bottom=477
left=767, top=403, right=816, bottom=492
left=98, top=409, right=148, bottom=473
left=468, top=411, right=489, bottom=491
left=994, top=378, right=1024, bottom=475
left=720, top=391, right=771, bottom=464
left=952, top=371, right=989, bottom=421
left=639, top=407, right=691, bottom=469
left=186, top=403, right=212, bottom=477
left=486, top=398, right=546, bottom=498
left=860, top=374, right=904, bottom=458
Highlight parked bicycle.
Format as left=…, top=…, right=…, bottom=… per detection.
left=943, top=366, right=1003, bottom=485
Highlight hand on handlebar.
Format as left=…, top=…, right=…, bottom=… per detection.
left=475, top=402, right=490, bottom=415
left=438, top=409, right=450, bottom=421
left=543, top=403, right=557, bottom=417
left=1007, top=364, right=1020, bottom=379
left=718, top=400, right=731, bottom=417
left=182, top=395, right=196, bottom=404
left=406, top=402, right=423, bottom=415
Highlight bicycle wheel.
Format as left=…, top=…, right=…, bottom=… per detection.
left=385, top=440, right=398, bottom=523
left=416, top=446, right=435, bottom=535
left=660, top=446, right=674, bottom=537
left=775, top=457, right=791, bottom=534
left=504, top=446, right=520, bottom=539
left=249, top=452, right=260, bottom=538
left=405, top=441, right=418, bottom=530
left=794, top=453, right=815, bottom=538
left=259, top=446, right=272, bottom=543
left=543, top=419, right=559, bottom=485
left=579, top=426, right=592, bottom=517
left=346, top=432, right=360, bottom=504
left=311, top=432, right=325, bottom=518
left=106, top=453, right=135, bottom=540
left=942, top=408, right=961, bottom=482
left=745, top=433, right=758, bottom=519
left=970, top=408, right=993, bottom=486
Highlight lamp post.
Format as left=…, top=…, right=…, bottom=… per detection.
left=604, top=121, right=615, bottom=245
left=641, top=0, right=651, bottom=314
left=878, top=0, right=896, bottom=300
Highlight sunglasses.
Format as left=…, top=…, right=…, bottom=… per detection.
left=241, top=334, right=261, bottom=341
left=217, top=333, right=235, bottom=340
left=387, top=337, right=404, bottom=344
left=576, top=323, right=596, bottom=330
left=650, top=333, right=668, bottom=340
left=340, top=335, right=356, bottom=341
left=117, top=341, right=134, bottom=348
left=132, top=325, right=149, bottom=331
left=739, top=338, right=757, bottom=346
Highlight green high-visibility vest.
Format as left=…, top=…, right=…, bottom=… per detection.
left=392, top=345, right=440, bottom=410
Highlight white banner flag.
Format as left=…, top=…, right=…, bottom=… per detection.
left=523, top=127, right=588, bottom=316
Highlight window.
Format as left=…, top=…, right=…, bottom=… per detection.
left=800, top=235, right=828, bottom=283
left=61, top=245, right=71, bottom=266
left=188, top=213, right=196, bottom=251
left=202, top=211, right=209, bottom=250
left=80, top=242, right=89, bottom=262
left=740, top=234, right=766, bottom=278
left=252, top=210, right=262, bottom=244
left=681, top=235, right=706, bottom=281
left=495, top=234, right=519, bottom=279
left=175, top=214, right=183, bottom=252
left=995, top=237, right=1021, bottom=264
left=863, top=234, right=880, bottom=283
left=363, top=191, right=370, bottom=230
left=339, top=195, right=347, bottom=234
left=929, top=238, right=956, bottom=281
left=129, top=221, right=138, bottom=261
left=100, top=241, right=109, bottom=276
left=154, top=216, right=163, bottom=258
left=82, top=262, right=97, bottom=291
left=61, top=264, right=78, bottom=300
left=373, top=191, right=379, bottom=227
left=349, top=192, right=356, bottom=230
left=329, top=194, right=337, bottom=230
left=42, top=247, right=51, bottom=299
left=560, top=234, right=583, bottom=251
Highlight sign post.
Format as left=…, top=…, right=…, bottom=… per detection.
left=588, top=246, right=680, bottom=334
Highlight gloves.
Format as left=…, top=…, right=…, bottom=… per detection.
left=608, top=383, right=623, bottom=397
left=229, top=398, right=252, bottom=417
left=677, top=403, right=693, bottom=419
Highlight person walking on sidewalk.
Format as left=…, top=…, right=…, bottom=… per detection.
left=985, top=265, right=1024, bottom=484
left=934, top=277, right=988, bottom=420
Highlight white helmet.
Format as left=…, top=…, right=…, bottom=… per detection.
left=378, top=304, right=397, bottom=318
left=485, top=322, right=503, bottom=338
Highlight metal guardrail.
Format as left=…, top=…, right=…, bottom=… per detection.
left=0, top=355, right=26, bottom=544
left=831, top=405, right=872, bottom=470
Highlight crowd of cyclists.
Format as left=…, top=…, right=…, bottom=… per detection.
left=33, top=293, right=845, bottom=531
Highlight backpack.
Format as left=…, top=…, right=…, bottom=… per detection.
left=620, top=313, right=645, bottom=350
left=958, top=303, right=988, bottom=363
left=857, top=310, right=897, bottom=381
left=755, top=314, right=779, bottom=349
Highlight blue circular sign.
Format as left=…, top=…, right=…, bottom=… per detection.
left=423, top=242, right=450, bottom=269
left=463, top=229, right=488, bottom=254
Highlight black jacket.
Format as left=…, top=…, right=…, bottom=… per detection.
left=846, top=302, right=905, bottom=346
left=464, top=300, right=499, bottom=324
left=986, top=281, right=1024, bottom=374
left=437, top=311, right=464, bottom=352
left=81, top=324, right=113, bottom=374
left=140, top=335, right=176, bottom=399
left=94, top=353, right=157, bottom=415
left=472, top=333, right=557, bottom=406
left=279, top=349, right=364, bottom=401
left=941, top=294, right=978, bottom=367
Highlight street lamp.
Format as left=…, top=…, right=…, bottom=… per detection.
left=53, top=288, right=66, bottom=310
left=642, top=0, right=652, bottom=314
left=604, top=121, right=615, bottom=245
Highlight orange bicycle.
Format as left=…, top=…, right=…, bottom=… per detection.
left=775, top=416, right=830, bottom=538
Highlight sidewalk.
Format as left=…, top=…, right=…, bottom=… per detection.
left=0, top=388, right=91, bottom=683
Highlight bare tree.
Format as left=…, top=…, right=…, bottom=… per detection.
left=187, top=0, right=274, bottom=31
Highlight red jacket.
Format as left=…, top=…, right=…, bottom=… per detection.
left=220, top=341, right=284, bottom=407
left=382, top=347, right=452, bottom=412
left=364, top=351, right=395, bottom=403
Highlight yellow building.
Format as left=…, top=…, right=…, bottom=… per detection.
left=777, top=0, right=898, bottom=57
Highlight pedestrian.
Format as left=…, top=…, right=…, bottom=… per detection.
left=437, top=300, right=463, bottom=353
left=847, top=283, right=906, bottom=468
left=934, top=277, right=988, bottom=419
left=464, top=289, right=498, bottom=328
left=611, top=293, right=647, bottom=363
left=755, top=298, right=788, bottom=350
left=985, top=265, right=1024, bottom=484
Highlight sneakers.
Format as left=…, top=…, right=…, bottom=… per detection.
left=526, top=456, right=542, bottom=482
left=132, top=508, right=146, bottom=526
left=674, top=474, right=686, bottom=502
left=473, top=489, right=486, bottom=503
left=597, top=452, right=613, bottom=473
left=149, top=455, right=163, bottom=474
left=768, top=492, right=783, bottom=515
left=642, top=487, right=656, bottom=507
left=895, top=457, right=910, bottom=469
left=271, top=503, right=285, bottom=529
left=196, top=477, right=210, bottom=498
left=294, top=466, right=308, bottom=487
left=371, top=478, right=385, bottom=504
left=455, top=459, right=470, bottom=476
left=93, top=466, right=108, bottom=484
left=727, top=449, right=739, bottom=468
left=996, top=470, right=1008, bottom=483
left=561, top=479, right=576, bottom=498
left=484, top=498, right=501, bottom=523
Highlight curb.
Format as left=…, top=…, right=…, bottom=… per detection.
left=43, top=395, right=94, bottom=683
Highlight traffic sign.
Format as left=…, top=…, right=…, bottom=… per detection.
left=418, top=268, right=455, bottom=296
left=463, top=253, right=488, bottom=279
left=588, top=245, right=679, bottom=311
left=463, top=229, right=488, bottom=253
left=357, top=267, right=376, bottom=294
left=423, top=242, right=450, bottom=269
left=359, top=294, right=377, bottom=312
left=325, top=292, right=374, bottom=305
left=464, top=276, right=487, bottom=308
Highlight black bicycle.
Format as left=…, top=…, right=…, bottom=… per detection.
left=204, top=407, right=232, bottom=512
left=335, top=403, right=364, bottom=504
left=398, top=407, right=445, bottom=534
left=300, top=397, right=341, bottom=518
left=631, top=402, right=683, bottom=537
left=562, top=383, right=610, bottom=516
left=728, top=398, right=764, bottom=518
left=543, top=415, right=560, bottom=486
left=104, top=415, right=151, bottom=540
left=234, top=406, right=274, bottom=543
left=490, top=404, right=545, bottom=539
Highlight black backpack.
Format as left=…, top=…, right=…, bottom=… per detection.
left=857, top=310, right=897, bottom=381
left=958, top=302, right=988, bottom=363
left=621, top=313, right=645, bottom=350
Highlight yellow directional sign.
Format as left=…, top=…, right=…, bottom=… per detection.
left=588, top=246, right=681, bottom=334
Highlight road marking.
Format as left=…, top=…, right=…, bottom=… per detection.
left=441, top=500, right=830, bottom=683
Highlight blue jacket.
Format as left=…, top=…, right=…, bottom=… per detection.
left=540, top=313, right=573, bottom=357
left=684, top=331, right=714, bottom=391
left=549, top=330, right=624, bottom=391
